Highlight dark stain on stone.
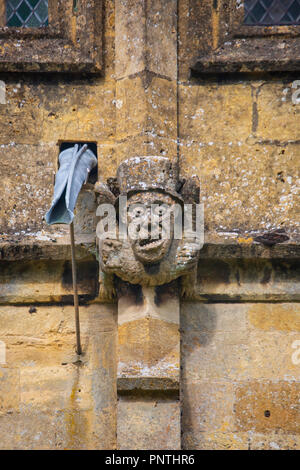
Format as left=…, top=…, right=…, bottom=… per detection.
left=59, top=294, right=95, bottom=305
left=60, top=295, right=74, bottom=304
left=135, top=285, right=144, bottom=305
left=276, top=171, right=285, bottom=183
left=252, top=100, right=258, bottom=134
left=107, top=177, right=120, bottom=198
left=254, top=229, right=289, bottom=247
left=144, top=263, right=160, bottom=276
left=261, top=266, right=272, bottom=284
left=155, top=280, right=179, bottom=306
left=62, top=261, right=73, bottom=288
left=62, top=260, right=98, bottom=294
left=118, top=388, right=179, bottom=399
left=235, top=269, right=241, bottom=286
left=116, top=279, right=143, bottom=305
left=197, top=259, right=231, bottom=285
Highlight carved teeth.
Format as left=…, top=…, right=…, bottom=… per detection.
left=139, top=237, right=162, bottom=248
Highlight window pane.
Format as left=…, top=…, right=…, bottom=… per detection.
left=6, top=0, right=48, bottom=27
left=244, top=0, right=300, bottom=25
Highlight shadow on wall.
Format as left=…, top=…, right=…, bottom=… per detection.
left=180, top=302, right=218, bottom=449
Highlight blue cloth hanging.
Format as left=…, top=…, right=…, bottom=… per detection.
left=45, top=144, right=97, bottom=225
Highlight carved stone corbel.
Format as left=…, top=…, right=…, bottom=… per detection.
left=95, top=156, right=202, bottom=449
left=95, top=156, right=201, bottom=297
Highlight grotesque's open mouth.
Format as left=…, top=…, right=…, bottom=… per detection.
left=139, top=235, right=163, bottom=249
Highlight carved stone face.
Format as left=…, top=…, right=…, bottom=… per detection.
left=126, top=191, right=177, bottom=265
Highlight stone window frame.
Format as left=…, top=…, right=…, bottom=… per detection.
left=0, top=0, right=103, bottom=72
left=192, top=0, right=300, bottom=74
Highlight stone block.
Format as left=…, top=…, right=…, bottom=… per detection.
left=248, top=330, right=300, bottom=380
left=179, top=83, right=252, bottom=143
left=0, top=143, right=57, bottom=234
left=0, top=81, right=42, bottom=145
left=179, top=141, right=300, bottom=234
left=257, top=82, right=300, bottom=141
left=248, top=303, right=300, bottom=332
left=117, top=395, right=180, bottom=450
left=116, top=75, right=177, bottom=141
left=235, top=380, right=300, bottom=433
left=118, top=317, right=180, bottom=379
left=20, top=365, right=90, bottom=411
left=249, top=432, right=300, bottom=450
left=181, top=304, right=250, bottom=382
left=181, top=381, right=236, bottom=434
left=40, top=81, right=116, bottom=143
left=183, top=431, right=249, bottom=450
left=118, top=287, right=179, bottom=381
left=181, top=302, right=248, bottom=334
left=115, top=0, right=177, bottom=80
left=0, top=412, right=20, bottom=449
left=0, top=368, right=20, bottom=413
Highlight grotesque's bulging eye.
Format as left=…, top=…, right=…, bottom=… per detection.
left=128, top=205, right=145, bottom=219
left=153, top=204, right=169, bottom=217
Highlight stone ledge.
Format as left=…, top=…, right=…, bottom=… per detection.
left=0, top=238, right=299, bottom=262
left=0, top=235, right=96, bottom=261
left=0, top=241, right=299, bottom=304
left=193, top=257, right=300, bottom=303
left=199, top=242, right=300, bottom=260
left=117, top=377, right=179, bottom=393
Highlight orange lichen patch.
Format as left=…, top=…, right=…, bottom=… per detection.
left=203, top=432, right=248, bottom=450
left=64, top=368, right=80, bottom=449
left=211, top=2, right=219, bottom=50
left=238, top=237, right=254, bottom=244
left=248, top=304, right=300, bottom=331
left=235, top=381, right=300, bottom=433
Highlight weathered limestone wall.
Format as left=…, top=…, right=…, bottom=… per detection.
left=0, top=0, right=117, bottom=450
left=1, top=1, right=298, bottom=242
left=0, top=0, right=116, bottom=239
left=0, top=0, right=299, bottom=450
left=182, top=303, right=300, bottom=450
left=179, top=79, right=299, bottom=236
left=178, top=1, right=299, bottom=239
left=0, top=304, right=117, bottom=449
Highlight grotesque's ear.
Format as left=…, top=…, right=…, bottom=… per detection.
left=180, top=175, right=200, bottom=204
left=106, top=177, right=120, bottom=198
left=94, top=181, right=116, bottom=205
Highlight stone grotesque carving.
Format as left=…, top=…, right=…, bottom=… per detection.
left=95, top=157, right=201, bottom=297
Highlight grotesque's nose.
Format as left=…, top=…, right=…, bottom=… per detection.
left=138, top=208, right=151, bottom=237
left=45, top=144, right=97, bottom=225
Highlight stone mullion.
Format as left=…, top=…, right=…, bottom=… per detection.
left=114, top=0, right=180, bottom=450
left=0, top=0, right=6, bottom=27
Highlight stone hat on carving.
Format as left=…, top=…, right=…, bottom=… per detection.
left=116, top=156, right=184, bottom=203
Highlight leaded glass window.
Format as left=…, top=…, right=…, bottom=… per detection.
left=6, top=0, right=48, bottom=27
left=244, top=0, right=300, bottom=25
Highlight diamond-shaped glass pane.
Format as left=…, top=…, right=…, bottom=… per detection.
left=244, top=0, right=300, bottom=25
left=6, top=0, right=48, bottom=27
